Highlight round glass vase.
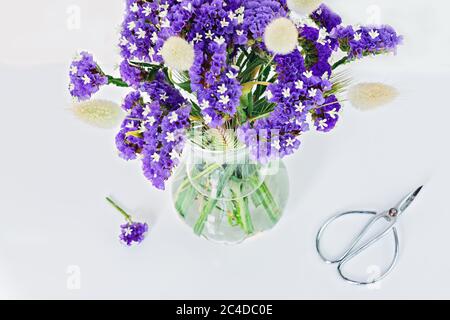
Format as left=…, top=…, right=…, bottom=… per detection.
left=171, top=142, right=289, bottom=244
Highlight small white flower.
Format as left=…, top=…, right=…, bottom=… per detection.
left=126, top=121, right=135, bottom=129
left=282, top=88, right=291, bottom=98
left=236, top=14, right=244, bottom=24
left=228, top=11, right=236, bottom=20
left=151, top=32, right=158, bottom=44
left=217, top=84, right=227, bottom=94
left=317, top=119, right=328, bottom=130
left=369, top=29, right=379, bottom=39
left=160, top=3, right=170, bottom=10
left=354, top=32, right=362, bottom=41
left=295, top=80, right=304, bottom=90
left=128, top=43, right=137, bottom=53
left=82, top=74, right=91, bottom=85
left=219, top=95, right=230, bottom=105
left=308, top=88, right=317, bottom=97
left=169, top=150, right=179, bottom=159
left=130, top=3, right=139, bottom=13
left=137, top=28, right=146, bottom=39
left=159, top=93, right=168, bottom=102
left=161, top=36, right=195, bottom=71
left=236, top=30, right=244, bottom=36
left=193, top=33, right=203, bottom=43
left=120, top=37, right=129, bottom=46
left=286, top=137, right=296, bottom=147
left=200, top=99, right=210, bottom=110
left=205, top=30, right=214, bottom=40
left=226, top=70, right=237, bottom=79
left=159, top=10, right=168, bottom=18
left=295, top=103, right=305, bottom=113
left=327, top=108, right=338, bottom=119
left=127, top=21, right=136, bottom=31
left=166, top=132, right=176, bottom=142
left=142, top=106, right=151, bottom=117
left=143, top=6, right=152, bottom=16
left=214, top=36, right=226, bottom=45
left=147, top=116, right=156, bottom=126
left=303, top=70, right=313, bottom=78
left=168, top=112, right=178, bottom=123
left=139, top=122, right=147, bottom=132
left=151, top=152, right=160, bottom=162
left=236, top=6, right=245, bottom=14
left=264, top=18, right=298, bottom=55
left=204, top=114, right=213, bottom=125
left=124, top=227, right=133, bottom=236
left=161, top=19, right=171, bottom=28
left=317, top=28, right=328, bottom=45
left=220, top=18, right=229, bottom=28
left=70, top=66, right=78, bottom=75
left=271, top=140, right=281, bottom=151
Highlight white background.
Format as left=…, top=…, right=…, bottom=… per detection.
left=1, top=0, right=450, bottom=299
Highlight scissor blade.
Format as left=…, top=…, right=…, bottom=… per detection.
left=397, top=185, right=423, bottom=214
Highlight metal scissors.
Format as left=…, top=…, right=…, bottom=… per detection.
left=316, top=186, right=423, bottom=285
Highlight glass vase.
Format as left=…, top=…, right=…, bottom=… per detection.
left=171, top=141, right=289, bottom=244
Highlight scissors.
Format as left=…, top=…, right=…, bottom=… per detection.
left=316, top=186, right=423, bottom=285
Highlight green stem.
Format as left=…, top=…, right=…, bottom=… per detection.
left=106, top=197, right=132, bottom=223
left=175, top=185, right=197, bottom=218
left=332, top=57, right=349, bottom=70
left=193, top=165, right=236, bottom=236
left=251, top=179, right=280, bottom=224
left=237, top=190, right=254, bottom=235
left=107, top=76, right=129, bottom=87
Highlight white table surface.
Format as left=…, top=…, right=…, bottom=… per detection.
left=1, top=0, right=450, bottom=299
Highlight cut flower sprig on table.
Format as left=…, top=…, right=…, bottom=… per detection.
left=69, top=1, right=402, bottom=242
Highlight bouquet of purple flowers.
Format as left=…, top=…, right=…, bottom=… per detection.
left=69, top=1, right=401, bottom=192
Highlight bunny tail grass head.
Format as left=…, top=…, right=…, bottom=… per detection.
left=264, top=17, right=298, bottom=55
left=287, top=0, right=321, bottom=15
left=348, top=83, right=399, bottom=111
left=161, top=36, right=195, bottom=71
left=71, top=99, right=124, bottom=128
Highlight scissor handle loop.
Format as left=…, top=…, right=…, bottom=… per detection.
left=316, top=210, right=400, bottom=285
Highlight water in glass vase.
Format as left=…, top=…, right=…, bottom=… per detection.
left=172, top=140, right=289, bottom=244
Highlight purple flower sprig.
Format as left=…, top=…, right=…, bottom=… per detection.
left=106, top=197, right=148, bottom=246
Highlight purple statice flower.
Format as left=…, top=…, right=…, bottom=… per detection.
left=239, top=43, right=342, bottom=161
left=120, top=222, right=149, bottom=246
left=141, top=104, right=191, bottom=189
left=106, top=196, right=148, bottom=247
left=119, top=60, right=148, bottom=88
left=333, top=25, right=403, bottom=59
left=310, top=4, right=342, bottom=32
left=185, top=1, right=248, bottom=126
left=140, top=72, right=186, bottom=110
left=119, top=0, right=160, bottom=61
left=243, top=0, right=288, bottom=38
left=69, top=52, right=107, bottom=101
left=116, top=73, right=191, bottom=189
left=312, top=95, right=341, bottom=132
left=299, top=26, right=333, bottom=78
left=196, top=67, right=242, bottom=126
left=116, top=91, right=145, bottom=160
